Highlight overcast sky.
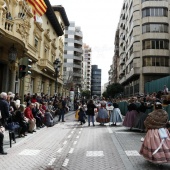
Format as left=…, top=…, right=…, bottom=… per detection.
left=49, top=0, right=124, bottom=86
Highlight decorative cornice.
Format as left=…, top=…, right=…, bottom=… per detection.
left=44, top=0, right=64, bottom=36
left=52, top=5, right=70, bottom=27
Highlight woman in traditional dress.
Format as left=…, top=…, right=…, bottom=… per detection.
left=110, top=103, right=122, bottom=126
left=135, top=101, right=153, bottom=132
left=140, top=102, right=170, bottom=163
left=123, top=98, right=138, bottom=129
left=96, top=103, right=109, bottom=126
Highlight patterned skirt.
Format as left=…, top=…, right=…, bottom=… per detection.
left=140, top=129, right=170, bottom=163
left=123, top=110, right=138, bottom=128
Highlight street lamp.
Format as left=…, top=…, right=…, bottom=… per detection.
left=8, top=44, right=17, bottom=63
left=53, top=58, right=61, bottom=95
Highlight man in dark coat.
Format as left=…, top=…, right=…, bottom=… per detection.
left=0, top=92, right=10, bottom=127
left=0, top=92, right=9, bottom=155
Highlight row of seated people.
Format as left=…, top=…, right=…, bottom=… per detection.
left=7, top=102, right=57, bottom=137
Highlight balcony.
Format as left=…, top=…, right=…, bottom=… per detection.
left=119, top=57, right=125, bottom=65
left=39, top=59, right=54, bottom=72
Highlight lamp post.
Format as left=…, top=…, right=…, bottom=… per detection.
left=53, top=58, right=61, bottom=95
left=8, top=44, right=17, bottom=63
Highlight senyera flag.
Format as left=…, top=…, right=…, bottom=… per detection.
left=27, top=0, right=47, bottom=16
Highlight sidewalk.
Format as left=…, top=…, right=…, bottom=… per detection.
left=3, top=111, right=75, bottom=152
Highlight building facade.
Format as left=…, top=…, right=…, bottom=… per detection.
left=63, top=21, right=83, bottom=97
left=118, top=0, right=170, bottom=96
left=91, top=65, right=101, bottom=97
left=82, top=43, right=91, bottom=91
left=0, top=0, right=69, bottom=100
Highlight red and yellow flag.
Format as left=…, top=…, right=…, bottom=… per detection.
left=27, top=0, right=47, bottom=16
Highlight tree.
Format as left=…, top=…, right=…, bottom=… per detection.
left=81, top=90, right=91, bottom=99
left=103, top=83, right=124, bottom=98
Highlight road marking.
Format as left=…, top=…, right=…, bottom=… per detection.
left=71, top=131, right=74, bottom=133
left=48, top=158, right=56, bottom=165
left=76, top=136, right=79, bottom=138
left=107, top=126, right=113, bottom=133
left=79, top=131, right=81, bottom=134
left=57, top=148, right=63, bottom=153
left=19, top=149, right=41, bottom=156
left=73, top=141, right=77, bottom=145
left=86, top=151, right=104, bottom=157
left=125, top=150, right=141, bottom=156
left=62, top=158, right=69, bottom=167
left=80, top=128, right=82, bottom=130
left=69, top=148, right=74, bottom=153
left=63, top=141, right=67, bottom=145
left=68, top=135, right=71, bottom=138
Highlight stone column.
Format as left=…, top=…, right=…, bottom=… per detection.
left=10, top=66, right=16, bottom=93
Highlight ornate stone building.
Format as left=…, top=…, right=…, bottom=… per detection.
left=0, top=0, right=69, bottom=99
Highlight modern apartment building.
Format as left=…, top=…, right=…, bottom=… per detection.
left=63, top=21, right=83, bottom=94
left=109, top=28, right=119, bottom=85
left=117, top=0, right=170, bottom=96
left=82, top=43, right=91, bottom=91
left=91, top=65, right=101, bottom=97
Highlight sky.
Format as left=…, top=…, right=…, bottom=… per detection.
left=49, top=0, right=124, bottom=86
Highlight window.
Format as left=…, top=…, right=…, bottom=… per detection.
left=142, top=23, right=169, bottom=33
left=34, top=38, right=38, bottom=48
left=143, top=56, right=169, bottom=67
left=143, top=40, right=169, bottom=50
left=142, top=7, right=168, bottom=17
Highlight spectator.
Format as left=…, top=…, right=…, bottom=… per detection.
left=163, top=85, right=169, bottom=95
left=15, top=104, right=28, bottom=137
left=0, top=92, right=10, bottom=127
left=44, top=109, right=54, bottom=127
left=58, top=99, right=66, bottom=122
left=32, top=103, right=42, bottom=129
left=24, top=103, right=36, bottom=133
left=0, top=125, right=7, bottom=155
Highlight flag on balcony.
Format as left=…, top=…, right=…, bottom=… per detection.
left=27, top=0, right=47, bottom=16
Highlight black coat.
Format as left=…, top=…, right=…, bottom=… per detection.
left=86, top=103, right=96, bottom=116
left=0, top=98, right=10, bottom=125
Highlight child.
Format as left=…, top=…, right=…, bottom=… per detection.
left=78, top=108, right=86, bottom=125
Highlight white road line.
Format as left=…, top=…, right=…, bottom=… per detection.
left=76, top=136, right=79, bottom=139
left=68, top=135, right=71, bottom=138
left=57, top=148, right=63, bottom=153
left=79, top=131, right=81, bottom=134
left=63, top=141, right=67, bottom=145
left=80, top=128, right=83, bottom=130
left=73, top=141, right=77, bottom=145
left=107, top=126, right=113, bottom=133
left=62, top=158, right=69, bottom=167
left=71, top=131, right=74, bottom=133
left=48, top=158, right=56, bottom=165
left=69, top=148, right=74, bottom=154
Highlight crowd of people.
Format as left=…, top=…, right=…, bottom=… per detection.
left=1, top=88, right=170, bottom=164
left=75, top=89, right=170, bottom=164
left=0, top=92, right=70, bottom=155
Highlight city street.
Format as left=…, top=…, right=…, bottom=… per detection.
left=1, top=111, right=170, bottom=170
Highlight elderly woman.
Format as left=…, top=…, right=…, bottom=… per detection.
left=140, top=102, right=170, bottom=163
left=44, top=109, right=54, bottom=127
left=96, top=103, right=109, bottom=126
